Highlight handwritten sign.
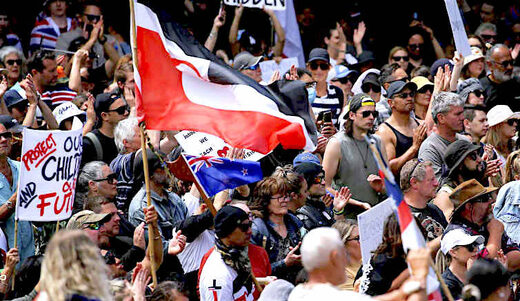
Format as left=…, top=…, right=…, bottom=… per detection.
left=260, top=57, right=299, bottom=83
left=16, top=128, right=83, bottom=221
left=175, top=131, right=266, bottom=162
left=444, top=0, right=471, bottom=57
left=357, top=199, right=394, bottom=265
left=223, top=0, right=286, bottom=10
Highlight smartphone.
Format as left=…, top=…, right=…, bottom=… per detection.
left=412, top=11, right=422, bottom=22
left=323, top=111, right=332, bottom=123
left=218, top=0, right=224, bottom=22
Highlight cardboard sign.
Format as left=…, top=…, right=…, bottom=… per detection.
left=260, top=57, right=298, bottom=83
left=444, top=0, right=471, bottom=57
left=175, top=131, right=266, bottom=162
left=16, top=128, right=83, bottom=221
left=223, top=0, right=286, bottom=10
left=357, top=199, right=394, bottom=265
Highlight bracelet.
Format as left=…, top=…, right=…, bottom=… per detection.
left=333, top=208, right=344, bottom=215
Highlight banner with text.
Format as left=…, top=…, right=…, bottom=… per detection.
left=16, top=128, right=83, bottom=221
left=175, top=131, right=267, bottom=162
left=223, top=0, right=286, bottom=10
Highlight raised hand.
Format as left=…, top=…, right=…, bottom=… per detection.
left=133, top=222, right=146, bottom=250
left=333, top=186, right=351, bottom=212
left=353, top=21, right=366, bottom=46
left=284, top=242, right=302, bottom=267
left=168, top=230, right=187, bottom=255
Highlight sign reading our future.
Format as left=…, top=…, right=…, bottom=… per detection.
left=16, top=127, right=83, bottom=222
left=223, top=0, right=286, bottom=10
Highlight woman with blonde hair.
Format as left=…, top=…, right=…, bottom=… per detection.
left=388, top=46, right=411, bottom=74
left=483, top=105, right=520, bottom=168
left=39, top=230, right=113, bottom=301
left=333, top=219, right=362, bottom=291
left=504, top=150, right=520, bottom=184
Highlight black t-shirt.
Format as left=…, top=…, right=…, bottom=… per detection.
left=362, top=253, right=408, bottom=296
left=441, top=268, right=464, bottom=301
left=82, top=129, right=119, bottom=166
left=480, top=76, right=520, bottom=112
left=410, top=203, right=447, bottom=242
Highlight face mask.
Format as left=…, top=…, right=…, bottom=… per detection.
left=307, top=87, right=317, bottom=104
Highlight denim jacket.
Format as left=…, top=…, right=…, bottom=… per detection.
left=251, top=213, right=303, bottom=283
left=494, top=181, right=520, bottom=244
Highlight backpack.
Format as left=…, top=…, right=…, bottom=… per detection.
left=85, top=132, right=103, bottom=161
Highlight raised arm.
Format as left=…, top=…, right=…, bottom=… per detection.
left=228, top=5, right=244, bottom=57
left=264, top=9, right=285, bottom=57
left=204, top=9, right=226, bottom=52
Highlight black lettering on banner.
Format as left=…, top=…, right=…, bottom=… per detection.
left=19, top=182, right=37, bottom=208
left=201, top=147, right=213, bottom=156
left=253, top=0, right=261, bottom=5
left=199, top=137, right=208, bottom=143
left=264, top=0, right=273, bottom=6
left=42, top=155, right=80, bottom=182
left=64, top=134, right=83, bottom=152
left=242, top=0, right=250, bottom=4
left=42, top=156, right=57, bottom=181
left=279, top=0, right=285, bottom=7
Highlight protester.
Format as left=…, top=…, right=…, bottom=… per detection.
left=0, top=46, right=23, bottom=88
left=29, top=0, right=75, bottom=52
left=494, top=170, right=520, bottom=243
left=332, top=220, right=362, bottom=291
left=463, top=105, right=489, bottom=144
left=75, top=161, right=118, bottom=212
left=457, top=78, right=486, bottom=105
left=411, top=76, right=434, bottom=120
left=483, top=105, right=520, bottom=167
left=461, top=47, right=485, bottom=80
left=463, top=259, right=511, bottom=301
left=388, top=46, right=412, bottom=75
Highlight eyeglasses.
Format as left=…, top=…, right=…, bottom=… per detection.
left=107, top=105, right=130, bottom=115
left=242, top=64, right=259, bottom=71
left=395, top=91, right=416, bottom=99
left=237, top=221, right=252, bottom=232
left=5, top=59, right=22, bottom=66
left=313, top=175, right=325, bottom=184
left=0, top=132, right=13, bottom=140
left=271, top=195, right=290, bottom=201
left=392, top=55, right=409, bottom=62
left=103, top=251, right=116, bottom=265
left=467, top=151, right=479, bottom=161
left=305, top=81, right=317, bottom=89
left=480, top=34, right=497, bottom=41
left=493, top=60, right=514, bottom=68
left=309, top=61, right=329, bottom=71
left=360, top=110, right=379, bottom=118
left=417, top=86, right=433, bottom=94
left=361, top=83, right=381, bottom=93
left=346, top=236, right=360, bottom=241
left=471, top=90, right=485, bottom=98
left=408, top=43, right=424, bottom=50
left=85, top=14, right=101, bottom=23
left=93, top=173, right=117, bottom=185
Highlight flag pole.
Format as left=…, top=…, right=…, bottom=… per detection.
left=11, top=219, right=17, bottom=290
left=180, top=154, right=217, bottom=216
left=130, top=0, right=157, bottom=287
left=364, top=135, right=453, bottom=301
left=56, top=220, right=60, bottom=232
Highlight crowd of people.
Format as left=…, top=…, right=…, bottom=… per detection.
left=0, top=0, right=520, bottom=300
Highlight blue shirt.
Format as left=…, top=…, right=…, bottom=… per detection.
left=128, top=187, right=188, bottom=240
left=0, top=159, right=34, bottom=265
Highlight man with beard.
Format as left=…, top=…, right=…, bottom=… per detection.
left=400, top=159, right=446, bottom=254
left=481, top=44, right=520, bottom=112
left=447, top=179, right=520, bottom=270
left=434, top=140, right=492, bottom=219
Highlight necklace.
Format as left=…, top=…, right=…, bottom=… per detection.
left=353, top=139, right=369, bottom=169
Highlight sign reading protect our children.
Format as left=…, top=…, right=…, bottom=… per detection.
left=16, top=128, right=83, bottom=221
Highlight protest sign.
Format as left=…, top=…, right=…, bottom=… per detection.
left=223, top=0, right=286, bottom=11
left=16, top=127, right=83, bottom=222
left=444, top=0, right=471, bottom=57
left=175, top=131, right=266, bottom=162
left=260, top=57, right=299, bottom=83
left=357, top=199, right=394, bottom=265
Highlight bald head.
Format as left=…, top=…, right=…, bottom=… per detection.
left=486, top=44, right=513, bottom=83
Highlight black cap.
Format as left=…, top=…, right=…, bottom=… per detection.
left=214, top=206, right=249, bottom=239
left=133, top=149, right=164, bottom=184
left=0, top=115, right=23, bottom=133
left=307, top=48, right=330, bottom=63
left=430, top=58, right=454, bottom=77
left=294, top=162, right=323, bottom=186
left=386, top=81, right=418, bottom=98
left=94, top=93, right=120, bottom=114
left=3, top=89, right=27, bottom=108
left=362, top=72, right=380, bottom=87
left=357, top=51, right=376, bottom=65
left=444, top=140, right=481, bottom=177
left=344, top=93, right=375, bottom=116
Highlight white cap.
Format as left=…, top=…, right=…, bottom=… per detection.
left=441, top=228, right=485, bottom=255
left=487, top=105, right=520, bottom=127
left=52, top=102, right=86, bottom=127
left=463, top=47, right=484, bottom=67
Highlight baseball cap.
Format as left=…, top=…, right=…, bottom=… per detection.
left=430, top=58, right=454, bottom=77
left=233, top=52, right=262, bottom=71
left=66, top=210, right=111, bottom=230
left=94, top=92, right=121, bottom=114
left=487, top=105, right=520, bottom=127
left=307, top=48, right=330, bottom=64
left=294, top=162, right=324, bottom=187
left=214, top=205, right=250, bottom=239
left=3, top=89, right=27, bottom=108
left=52, top=102, right=86, bottom=127
left=411, top=76, right=434, bottom=91
left=444, top=140, right=482, bottom=177
left=0, top=115, right=23, bottom=133
left=441, top=228, right=485, bottom=254
left=464, top=47, right=485, bottom=67
left=293, top=152, right=320, bottom=167
left=386, top=81, right=418, bottom=98
left=331, top=65, right=358, bottom=81
left=361, top=72, right=380, bottom=88
left=344, top=93, right=375, bottom=115
left=356, top=51, right=376, bottom=65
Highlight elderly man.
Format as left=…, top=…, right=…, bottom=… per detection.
left=480, top=44, right=520, bottom=111
left=288, top=227, right=430, bottom=300
left=75, top=161, right=117, bottom=213
left=418, top=92, right=466, bottom=180
left=233, top=51, right=263, bottom=83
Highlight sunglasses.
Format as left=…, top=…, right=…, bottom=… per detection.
left=0, top=132, right=12, bottom=140
left=471, top=90, right=485, bottom=98
left=309, top=61, right=329, bottom=71
left=507, top=119, right=519, bottom=126
left=347, top=236, right=360, bottom=241
left=93, top=173, right=117, bottom=185
left=103, top=251, right=116, bottom=265
left=395, top=91, right=416, bottom=99
left=107, top=105, right=130, bottom=115
left=467, top=151, right=479, bottom=161
left=243, top=64, right=259, bottom=71
left=337, top=76, right=355, bottom=84
left=313, top=175, right=325, bottom=184
left=459, top=242, right=479, bottom=252
left=85, top=14, right=101, bottom=23
left=480, top=34, right=497, bottom=40
left=360, top=110, right=379, bottom=118
left=237, top=221, right=252, bottom=232
left=84, top=222, right=102, bottom=231
left=392, top=55, right=409, bottom=62
left=473, top=193, right=494, bottom=203
left=493, top=60, right=514, bottom=68
left=408, top=43, right=424, bottom=50
left=5, top=59, right=22, bottom=66
left=418, top=86, right=433, bottom=94
left=361, top=83, right=381, bottom=93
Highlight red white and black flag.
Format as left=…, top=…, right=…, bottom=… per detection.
left=131, top=0, right=316, bottom=154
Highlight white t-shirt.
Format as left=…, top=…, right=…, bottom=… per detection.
left=177, top=229, right=214, bottom=273
left=183, top=192, right=200, bottom=216
left=288, top=283, right=374, bottom=301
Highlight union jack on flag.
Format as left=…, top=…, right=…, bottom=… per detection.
left=182, top=154, right=263, bottom=197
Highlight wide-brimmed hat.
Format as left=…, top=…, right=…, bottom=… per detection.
left=449, top=179, right=498, bottom=220
left=487, top=105, right=520, bottom=127
left=444, top=140, right=481, bottom=177
left=464, top=47, right=485, bottom=67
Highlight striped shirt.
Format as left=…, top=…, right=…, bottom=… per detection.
left=311, top=84, right=344, bottom=125
left=41, top=83, right=77, bottom=109
left=3, top=34, right=23, bottom=54
left=29, top=17, right=75, bottom=52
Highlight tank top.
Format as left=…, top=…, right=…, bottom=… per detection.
left=383, top=119, right=420, bottom=158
